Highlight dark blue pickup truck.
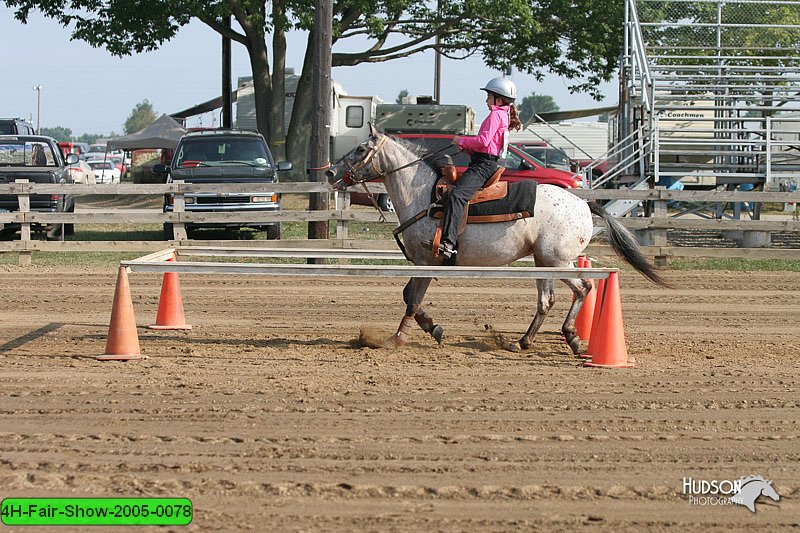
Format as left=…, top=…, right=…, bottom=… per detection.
left=154, top=129, right=292, bottom=240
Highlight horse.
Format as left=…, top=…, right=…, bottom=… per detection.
left=326, top=126, right=668, bottom=352
left=730, top=475, right=780, bottom=512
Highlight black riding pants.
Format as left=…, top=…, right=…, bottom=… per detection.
left=441, top=153, right=499, bottom=245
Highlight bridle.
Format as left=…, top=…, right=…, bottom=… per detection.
left=334, top=135, right=390, bottom=188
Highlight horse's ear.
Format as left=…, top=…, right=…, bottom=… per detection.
left=369, top=122, right=381, bottom=137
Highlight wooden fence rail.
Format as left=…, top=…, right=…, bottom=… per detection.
left=1, top=181, right=799, bottom=264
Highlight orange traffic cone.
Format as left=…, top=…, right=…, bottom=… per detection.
left=148, top=254, right=191, bottom=330
left=97, top=266, right=144, bottom=361
left=584, top=272, right=634, bottom=368
left=574, top=259, right=596, bottom=344
left=580, top=277, right=605, bottom=359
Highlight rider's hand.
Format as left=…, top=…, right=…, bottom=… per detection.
left=452, top=136, right=461, bottom=147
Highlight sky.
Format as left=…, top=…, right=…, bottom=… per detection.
left=2, top=10, right=618, bottom=137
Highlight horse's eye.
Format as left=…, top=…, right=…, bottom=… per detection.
left=356, top=146, right=367, bottom=154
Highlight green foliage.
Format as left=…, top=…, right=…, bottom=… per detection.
left=396, top=89, right=409, bottom=104
left=518, top=93, right=559, bottom=125
left=124, top=100, right=157, bottom=134
left=39, top=126, right=72, bottom=140
left=667, top=257, right=800, bottom=272
left=6, top=0, right=624, bottom=159
left=637, top=0, right=800, bottom=67
left=76, top=133, right=104, bottom=143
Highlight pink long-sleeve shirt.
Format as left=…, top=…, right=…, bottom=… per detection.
left=458, top=104, right=509, bottom=156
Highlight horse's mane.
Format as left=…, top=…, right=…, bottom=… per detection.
left=739, top=475, right=768, bottom=486
left=388, top=135, right=440, bottom=176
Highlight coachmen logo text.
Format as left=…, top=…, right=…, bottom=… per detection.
left=683, top=475, right=780, bottom=512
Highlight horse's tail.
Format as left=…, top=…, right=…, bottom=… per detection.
left=589, top=201, right=670, bottom=287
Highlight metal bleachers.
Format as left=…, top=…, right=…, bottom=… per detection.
left=618, top=0, right=800, bottom=199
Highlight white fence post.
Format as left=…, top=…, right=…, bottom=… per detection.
left=172, top=180, right=188, bottom=241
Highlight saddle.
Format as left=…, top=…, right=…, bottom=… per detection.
left=426, top=165, right=536, bottom=258
left=428, top=166, right=531, bottom=221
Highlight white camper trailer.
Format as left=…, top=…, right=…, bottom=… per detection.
left=509, top=122, right=611, bottom=160
left=330, top=94, right=383, bottom=160
left=235, top=74, right=382, bottom=161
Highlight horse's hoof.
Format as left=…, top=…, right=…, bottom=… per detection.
left=506, top=341, right=522, bottom=352
left=431, top=325, right=444, bottom=346
left=567, top=336, right=582, bottom=355
left=383, top=333, right=408, bottom=348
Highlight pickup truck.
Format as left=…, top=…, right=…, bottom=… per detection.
left=0, top=135, right=78, bottom=240
left=154, top=129, right=292, bottom=240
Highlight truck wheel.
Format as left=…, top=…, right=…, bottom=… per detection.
left=266, top=223, right=282, bottom=240
left=163, top=223, right=174, bottom=240
left=65, top=203, right=75, bottom=236
left=378, top=194, right=394, bottom=213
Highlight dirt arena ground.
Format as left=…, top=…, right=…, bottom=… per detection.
left=0, top=260, right=798, bottom=531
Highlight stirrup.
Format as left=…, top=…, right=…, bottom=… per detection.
left=422, top=239, right=456, bottom=259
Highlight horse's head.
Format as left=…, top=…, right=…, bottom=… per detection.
left=761, top=480, right=780, bottom=502
left=326, top=124, right=389, bottom=191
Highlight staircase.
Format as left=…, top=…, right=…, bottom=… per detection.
left=623, top=0, right=800, bottom=192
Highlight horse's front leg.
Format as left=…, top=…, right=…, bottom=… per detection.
left=508, top=279, right=555, bottom=352
left=560, top=278, right=592, bottom=355
left=384, top=277, right=443, bottom=347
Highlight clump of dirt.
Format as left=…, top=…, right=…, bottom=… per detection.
left=483, top=323, right=508, bottom=350
left=356, top=325, right=390, bottom=348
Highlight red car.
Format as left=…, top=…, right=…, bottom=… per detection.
left=349, top=133, right=583, bottom=211
left=511, top=140, right=608, bottom=184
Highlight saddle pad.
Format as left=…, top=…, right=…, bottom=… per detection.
left=466, top=179, right=538, bottom=219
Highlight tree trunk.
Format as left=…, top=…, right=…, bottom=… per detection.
left=244, top=29, right=273, bottom=144
left=269, top=2, right=287, bottom=161
left=286, top=32, right=316, bottom=181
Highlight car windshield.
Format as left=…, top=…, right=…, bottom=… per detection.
left=516, top=144, right=568, bottom=167
left=176, top=138, right=271, bottom=167
left=89, top=162, right=113, bottom=170
left=0, top=141, right=56, bottom=167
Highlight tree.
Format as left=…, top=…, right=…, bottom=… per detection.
left=124, top=100, right=157, bottom=134
left=6, top=0, right=624, bottom=176
left=518, top=94, right=559, bottom=125
left=39, top=126, right=72, bottom=141
left=396, top=89, right=409, bottom=104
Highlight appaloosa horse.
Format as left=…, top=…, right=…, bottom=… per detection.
left=326, top=126, right=667, bottom=352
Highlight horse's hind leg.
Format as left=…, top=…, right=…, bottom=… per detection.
left=384, top=277, right=443, bottom=347
left=561, top=278, right=592, bottom=355
left=508, top=279, right=555, bottom=352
